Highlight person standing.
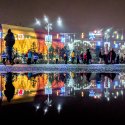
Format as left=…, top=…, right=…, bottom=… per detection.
left=27, top=50, right=32, bottom=64
left=77, top=54, right=80, bottom=64
left=83, top=52, right=87, bottom=64
left=86, top=49, right=92, bottom=64
left=71, top=50, right=75, bottom=64
left=99, top=48, right=104, bottom=64
left=4, top=29, right=15, bottom=65
left=64, top=53, right=68, bottom=64
left=109, top=48, right=116, bottom=64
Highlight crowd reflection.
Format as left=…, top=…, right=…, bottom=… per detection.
left=0, top=72, right=125, bottom=103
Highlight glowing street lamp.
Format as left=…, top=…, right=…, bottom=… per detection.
left=57, top=17, right=62, bottom=27
left=35, top=16, right=63, bottom=64
left=35, top=18, right=41, bottom=26
left=44, top=15, right=49, bottom=23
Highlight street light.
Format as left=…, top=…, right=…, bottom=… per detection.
left=35, top=18, right=41, bottom=26
left=57, top=17, right=62, bottom=27
left=44, top=15, right=49, bottom=23
left=35, top=16, right=62, bottom=64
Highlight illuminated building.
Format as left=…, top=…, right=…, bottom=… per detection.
left=0, top=24, right=64, bottom=61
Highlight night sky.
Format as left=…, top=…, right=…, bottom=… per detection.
left=0, top=0, right=125, bottom=32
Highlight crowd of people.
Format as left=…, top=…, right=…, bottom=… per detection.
left=1, top=29, right=124, bottom=65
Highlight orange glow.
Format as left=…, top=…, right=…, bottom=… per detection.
left=0, top=24, right=64, bottom=59
left=1, top=24, right=38, bottom=54
left=81, top=91, right=84, bottom=97
left=57, top=34, right=59, bottom=39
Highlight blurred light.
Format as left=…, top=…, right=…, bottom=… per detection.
left=57, top=17, right=62, bottom=27
left=0, top=32, right=2, bottom=38
left=89, top=32, right=95, bottom=40
left=114, top=41, right=116, bottom=44
left=97, top=83, right=101, bottom=89
left=121, top=35, right=124, bottom=40
left=89, top=90, right=95, bottom=97
left=107, top=28, right=111, bottom=32
left=56, top=90, right=59, bottom=96
left=61, top=87, right=65, bottom=93
left=57, top=34, right=59, bottom=39
left=121, top=90, right=123, bottom=95
left=116, top=91, right=119, bottom=96
left=35, top=18, right=41, bottom=26
left=57, top=104, right=62, bottom=113
left=18, top=89, right=24, bottom=96
left=81, top=91, right=84, bottom=97
left=107, top=97, right=110, bottom=101
left=0, top=91, right=2, bottom=98
left=44, top=107, right=48, bottom=115
left=61, top=37, right=65, bottom=43
left=114, top=31, right=117, bottom=34
left=94, top=30, right=97, bottom=33
left=117, top=34, right=119, bottom=39
left=45, top=35, right=52, bottom=42
left=81, top=33, right=84, bottom=39
left=97, top=41, right=101, bottom=46
left=49, top=23, right=52, bottom=27
left=44, top=15, right=49, bottom=23
left=35, top=105, right=40, bottom=111
left=115, top=44, right=118, bottom=48
left=45, top=87, right=52, bottom=94
left=115, top=81, right=118, bottom=86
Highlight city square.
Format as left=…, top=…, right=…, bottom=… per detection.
left=0, top=0, right=125, bottom=124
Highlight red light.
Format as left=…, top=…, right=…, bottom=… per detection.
left=18, top=89, right=24, bottom=95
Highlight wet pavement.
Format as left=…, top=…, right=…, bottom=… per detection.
left=0, top=64, right=125, bottom=73
left=0, top=72, right=125, bottom=123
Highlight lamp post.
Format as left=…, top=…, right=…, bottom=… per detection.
left=45, top=23, right=52, bottom=64
left=35, top=16, right=62, bottom=64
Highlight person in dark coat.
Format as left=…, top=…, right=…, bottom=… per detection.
left=109, top=48, right=116, bottom=64
left=86, top=49, right=92, bottom=64
left=4, top=29, right=15, bottom=65
left=80, top=52, right=84, bottom=63
left=64, top=53, right=68, bottom=64
left=99, top=48, right=104, bottom=63
left=27, top=50, right=32, bottom=64
left=77, top=54, right=80, bottom=64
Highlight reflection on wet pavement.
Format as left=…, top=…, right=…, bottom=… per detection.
left=0, top=72, right=124, bottom=103
left=0, top=72, right=125, bottom=122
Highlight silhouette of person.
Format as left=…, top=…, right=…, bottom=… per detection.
left=86, top=49, right=92, bottom=64
left=4, top=29, right=15, bottom=65
left=4, top=72, right=15, bottom=102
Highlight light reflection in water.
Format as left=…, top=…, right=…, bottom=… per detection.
left=0, top=72, right=125, bottom=104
